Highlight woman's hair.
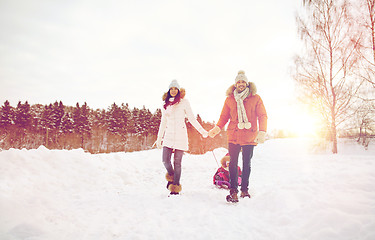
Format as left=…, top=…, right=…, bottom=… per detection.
left=163, top=89, right=181, bottom=109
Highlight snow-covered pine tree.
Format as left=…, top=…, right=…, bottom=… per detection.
left=14, top=101, right=32, bottom=130
left=106, top=103, right=126, bottom=152
left=138, top=106, right=153, bottom=148
left=0, top=100, right=14, bottom=131
left=0, top=100, right=14, bottom=149
left=149, top=108, right=161, bottom=136
left=73, top=102, right=92, bottom=148
left=11, top=101, right=33, bottom=148
left=120, top=103, right=131, bottom=136
left=90, top=108, right=107, bottom=153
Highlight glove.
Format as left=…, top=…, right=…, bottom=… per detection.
left=156, top=137, right=163, bottom=149
left=216, top=180, right=230, bottom=189
left=254, top=131, right=266, bottom=144
left=208, top=126, right=221, bottom=138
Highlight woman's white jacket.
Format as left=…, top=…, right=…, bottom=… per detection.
left=157, top=97, right=207, bottom=151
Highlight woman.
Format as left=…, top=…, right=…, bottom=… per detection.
left=156, top=80, right=208, bottom=195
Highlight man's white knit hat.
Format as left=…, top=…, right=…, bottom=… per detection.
left=169, top=79, right=180, bottom=89
left=235, top=70, right=248, bottom=84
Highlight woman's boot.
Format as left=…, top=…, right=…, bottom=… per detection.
left=168, top=184, right=182, bottom=195
left=165, top=173, right=174, bottom=189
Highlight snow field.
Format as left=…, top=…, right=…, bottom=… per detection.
left=0, top=138, right=374, bottom=240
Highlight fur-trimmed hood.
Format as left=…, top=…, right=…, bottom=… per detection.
left=162, top=88, right=186, bottom=101
left=226, top=83, right=257, bottom=97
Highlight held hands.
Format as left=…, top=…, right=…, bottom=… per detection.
left=254, top=131, right=266, bottom=144
left=201, top=130, right=208, bottom=138
left=208, top=125, right=221, bottom=138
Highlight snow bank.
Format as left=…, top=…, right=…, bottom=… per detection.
left=0, top=138, right=374, bottom=240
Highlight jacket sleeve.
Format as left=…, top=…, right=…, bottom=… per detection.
left=157, top=108, right=167, bottom=139
left=216, top=97, right=231, bottom=129
left=256, top=96, right=267, bottom=132
left=183, top=99, right=207, bottom=135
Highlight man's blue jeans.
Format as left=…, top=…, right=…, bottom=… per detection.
left=162, top=147, right=184, bottom=185
left=228, top=143, right=254, bottom=192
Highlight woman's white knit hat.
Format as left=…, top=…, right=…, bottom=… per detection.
left=235, top=70, right=248, bottom=84
left=169, top=79, right=180, bottom=89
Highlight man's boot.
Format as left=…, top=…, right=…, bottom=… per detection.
left=240, top=190, right=251, bottom=198
left=226, top=188, right=239, bottom=202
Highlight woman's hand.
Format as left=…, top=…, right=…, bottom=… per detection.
left=156, top=137, right=163, bottom=149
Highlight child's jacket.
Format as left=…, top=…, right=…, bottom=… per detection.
left=213, top=166, right=242, bottom=189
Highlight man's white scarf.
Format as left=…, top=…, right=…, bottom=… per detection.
left=233, top=87, right=251, bottom=129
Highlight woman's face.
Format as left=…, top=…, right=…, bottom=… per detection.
left=170, top=87, right=179, bottom=97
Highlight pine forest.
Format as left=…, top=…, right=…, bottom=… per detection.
left=0, top=100, right=227, bottom=154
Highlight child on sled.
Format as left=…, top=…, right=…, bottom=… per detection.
left=213, top=153, right=242, bottom=189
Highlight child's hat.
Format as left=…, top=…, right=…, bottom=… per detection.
left=220, top=153, right=230, bottom=167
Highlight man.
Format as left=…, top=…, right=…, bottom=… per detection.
left=209, top=70, right=267, bottom=202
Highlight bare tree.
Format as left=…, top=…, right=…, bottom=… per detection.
left=366, top=0, right=375, bottom=64
left=348, top=0, right=375, bottom=148
left=356, top=100, right=375, bottom=144
left=303, top=0, right=315, bottom=5
left=294, top=0, right=362, bottom=153
left=354, top=0, right=375, bottom=88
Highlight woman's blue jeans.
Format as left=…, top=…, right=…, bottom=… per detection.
left=162, top=147, right=184, bottom=185
left=228, top=143, right=254, bottom=192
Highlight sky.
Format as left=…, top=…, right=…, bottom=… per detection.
left=0, top=0, right=313, bottom=134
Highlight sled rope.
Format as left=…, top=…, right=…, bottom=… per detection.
left=211, top=150, right=220, bottom=167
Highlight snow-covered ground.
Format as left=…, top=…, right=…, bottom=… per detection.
left=1, top=138, right=374, bottom=240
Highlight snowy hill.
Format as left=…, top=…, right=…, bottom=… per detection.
left=1, top=138, right=374, bottom=240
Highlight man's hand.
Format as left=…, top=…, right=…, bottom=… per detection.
left=254, top=131, right=266, bottom=144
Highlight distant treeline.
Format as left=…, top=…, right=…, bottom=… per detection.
left=0, top=100, right=227, bottom=154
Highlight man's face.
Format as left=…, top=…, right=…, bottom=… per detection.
left=236, top=80, right=247, bottom=93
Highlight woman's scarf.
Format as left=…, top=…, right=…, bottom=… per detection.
left=233, top=87, right=251, bottom=129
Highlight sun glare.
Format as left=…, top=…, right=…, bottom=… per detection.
left=292, top=112, right=320, bottom=137
left=273, top=104, right=322, bottom=138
